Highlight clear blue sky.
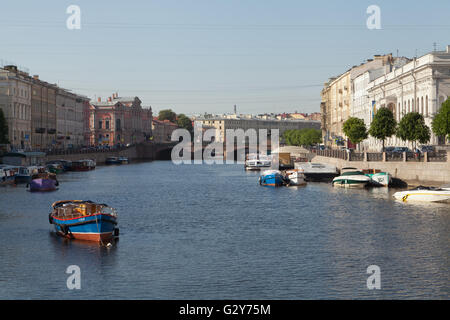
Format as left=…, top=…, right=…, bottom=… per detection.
left=1, top=0, right=449, bottom=116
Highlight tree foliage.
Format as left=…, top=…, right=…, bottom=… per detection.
left=0, top=108, right=9, bottom=144
left=176, top=114, right=193, bottom=133
left=369, top=107, right=397, bottom=150
left=431, top=98, right=450, bottom=141
left=158, top=109, right=177, bottom=122
left=396, top=112, right=430, bottom=146
left=283, top=128, right=322, bottom=146
left=342, top=117, right=368, bottom=144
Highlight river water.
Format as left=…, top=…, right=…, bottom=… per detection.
left=0, top=161, right=448, bottom=299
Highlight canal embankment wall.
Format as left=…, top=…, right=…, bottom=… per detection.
left=45, top=147, right=139, bottom=164
left=311, top=152, right=450, bottom=186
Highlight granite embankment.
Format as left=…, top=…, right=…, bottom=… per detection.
left=311, top=151, right=450, bottom=186
left=45, top=142, right=174, bottom=164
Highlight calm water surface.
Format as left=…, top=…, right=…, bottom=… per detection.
left=0, top=161, right=449, bottom=299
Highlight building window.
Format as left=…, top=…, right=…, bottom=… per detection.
left=425, top=96, right=428, bottom=117
left=105, top=120, right=110, bottom=129
left=98, top=120, right=102, bottom=129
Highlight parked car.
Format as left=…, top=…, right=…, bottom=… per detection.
left=392, top=147, right=411, bottom=154
left=383, top=146, right=395, bottom=153
left=419, top=145, right=435, bottom=153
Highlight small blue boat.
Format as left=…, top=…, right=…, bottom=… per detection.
left=49, top=200, right=119, bottom=243
left=259, top=170, right=287, bottom=187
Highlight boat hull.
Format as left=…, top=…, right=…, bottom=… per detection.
left=259, top=173, right=285, bottom=187
left=29, top=178, right=57, bottom=192
left=332, top=178, right=369, bottom=188
left=367, top=172, right=391, bottom=187
left=51, top=213, right=117, bottom=242
left=15, top=175, right=31, bottom=184
left=393, top=191, right=450, bottom=203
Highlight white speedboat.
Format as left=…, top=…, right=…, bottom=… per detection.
left=332, top=167, right=371, bottom=188
left=393, top=185, right=450, bottom=203
left=362, top=169, right=391, bottom=187
left=295, top=162, right=339, bottom=182
left=285, top=169, right=307, bottom=186
left=245, top=154, right=271, bottom=171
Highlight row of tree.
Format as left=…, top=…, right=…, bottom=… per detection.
left=343, top=98, right=450, bottom=149
left=283, top=128, right=322, bottom=147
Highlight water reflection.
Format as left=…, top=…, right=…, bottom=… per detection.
left=0, top=162, right=448, bottom=299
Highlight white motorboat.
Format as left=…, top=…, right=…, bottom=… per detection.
left=285, top=169, right=307, bottom=186
left=332, top=167, right=371, bottom=188
left=294, top=162, right=339, bottom=182
left=393, top=184, right=450, bottom=203
left=245, top=154, right=272, bottom=171
left=362, top=169, right=392, bottom=187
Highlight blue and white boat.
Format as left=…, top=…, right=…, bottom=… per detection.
left=259, top=170, right=287, bottom=187
left=49, top=200, right=119, bottom=243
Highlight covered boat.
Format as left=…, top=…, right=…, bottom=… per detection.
left=393, top=185, right=450, bottom=203
left=294, top=162, right=339, bottom=182
left=72, top=159, right=96, bottom=171
left=332, top=167, right=371, bottom=188
left=244, top=154, right=271, bottom=171
left=49, top=200, right=119, bottom=242
left=28, top=172, right=59, bottom=192
left=259, top=170, right=288, bottom=187
left=15, top=166, right=38, bottom=184
left=285, top=169, right=307, bottom=186
left=47, top=160, right=72, bottom=172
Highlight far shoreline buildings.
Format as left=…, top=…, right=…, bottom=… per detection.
left=194, top=113, right=321, bottom=143
left=321, top=45, right=450, bottom=151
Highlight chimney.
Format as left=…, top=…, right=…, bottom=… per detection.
left=33, top=75, right=39, bottom=80
left=447, top=45, right=450, bottom=53
left=108, top=97, right=112, bottom=102
left=98, top=97, right=101, bottom=102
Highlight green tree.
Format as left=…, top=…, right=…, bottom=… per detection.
left=158, top=109, right=177, bottom=122
left=0, top=108, right=9, bottom=144
left=431, top=98, right=450, bottom=142
left=396, top=112, right=431, bottom=148
left=299, top=128, right=322, bottom=146
left=283, top=128, right=322, bottom=147
left=342, top=117, right=368, bottom=145
left=369, top=107, right=397, bottom=151
left=176, top=114, right=193, bottom=133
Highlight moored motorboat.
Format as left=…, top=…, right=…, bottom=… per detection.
left=105, top=157, right=120, bottom=165
left=393, top=185, right=450, bottom=203
left=49, top=200, right=119, bottom=242
left=332, top=167, right=371, bottom=188
left=46, top=163, right=64, bottom=174
left=47, top=160, right=72, bottom=172
left=118, top=157, right=129, bottom=164
left=362, top=169, right=391, bottom=187
left=28, top=172, right=59, bottom=192
left=245, top=154, right=271, bottom=171
left=294, top=162, right=339, bottom=182
left=72, top=159, right=96, bottom=171
left=259, top=170, right=288, bottom=187
left=0, top=166, right=18, bottom=186
left=285, top=169, right=307, bottom=186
